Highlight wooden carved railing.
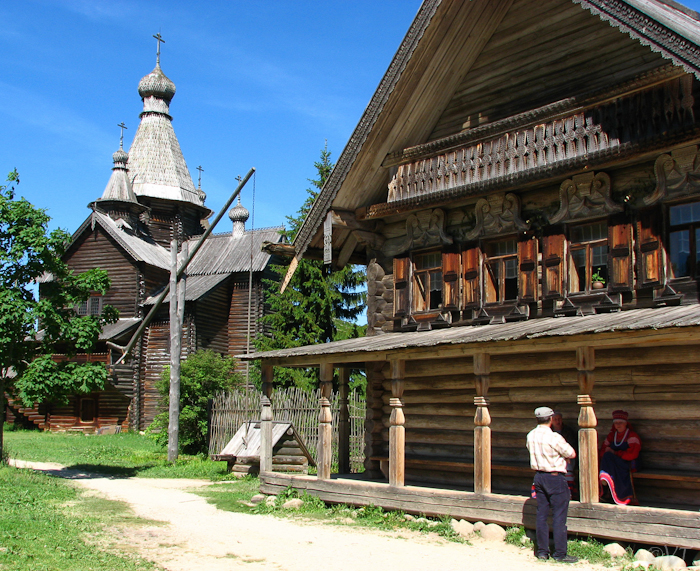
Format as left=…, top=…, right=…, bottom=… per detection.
left=387, top=76, right=696, bottom=204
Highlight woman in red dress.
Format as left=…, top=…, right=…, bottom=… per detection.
left=599, top=410, right=641, bottom=505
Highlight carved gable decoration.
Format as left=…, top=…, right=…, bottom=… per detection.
left=549, top=171, right=622, bottom=224
left=383, top=208, right=453, bottom=257
left=465, top=193, right=529, bottom=240
left=645, top=146, right=700, bottom=205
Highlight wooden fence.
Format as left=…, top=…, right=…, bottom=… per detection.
left=208, top=386, right=366, bottom=472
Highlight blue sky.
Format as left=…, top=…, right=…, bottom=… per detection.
left=0, top=1, right=422, bottom=235
left=4, top=0, right=700, bottom=239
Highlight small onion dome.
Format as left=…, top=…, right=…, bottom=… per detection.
left=138, top=63, right=176, bottom=103
left=228, top=196, right=249, bottom=224
left=196, top=187, right=206, bottom=203
left=112, top=148, right=128, bottom=166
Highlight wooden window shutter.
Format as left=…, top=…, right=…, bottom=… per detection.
left=442, top=251, right=460, bottom=310
left=542, top=233, right=566, bottom=299
left=393, top=256, right=411, bottom=317
left=636, top=210, right=663, bottom=287
left=518, top=237, right=539, bottom=303
left=461, top=246, right=482, bottom=309
left=608, top=221, right=633, bottom=292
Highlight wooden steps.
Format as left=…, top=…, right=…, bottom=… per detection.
left=4, top=394, right=47, bottom=429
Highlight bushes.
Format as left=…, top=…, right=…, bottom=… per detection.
left=148, top=350, right=242, bottom=454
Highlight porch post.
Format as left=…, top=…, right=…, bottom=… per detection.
left=389, top=359, right=406, bottom=487
left=576, top=347, right=599, bottom=503
left=338, top=367, right=351, bottom=474
left=260, top=364, right=274, bottom=473
left=317, top=362, right=333, bottom=480
left=473, top=352, right=491, bottom=494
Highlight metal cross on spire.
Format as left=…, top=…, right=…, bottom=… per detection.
left=153, top=32, right=165, bottom=65
left=235, top=175, right=243, bottom=203
left=196, top=165, right=204, bottom=189
left=117, top=122, right=127, bottom=150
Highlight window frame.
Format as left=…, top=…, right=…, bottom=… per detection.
left=667, top=200, right=700, bottom=279
left=411, top=249, right=444, bottom=313
left=567, top=221, right=609, bottom=295
left=483, top=237, right=519, bottom=304
left=76, top=294, right=103, bottom=316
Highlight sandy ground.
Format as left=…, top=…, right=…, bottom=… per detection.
left=10, top=459, right=610, bottom=571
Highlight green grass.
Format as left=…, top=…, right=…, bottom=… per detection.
left=197, top=482, right=467, bottom=542
left=0, top=465, right=158, bottom=571
left=4, top=427, right=232, bottom=480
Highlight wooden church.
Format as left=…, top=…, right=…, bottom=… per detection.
left=7, top=51, right=283, bottom=433
left=244, top=0, right=700, bottom=549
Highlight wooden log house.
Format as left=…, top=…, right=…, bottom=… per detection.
left=243, top=0, right=700, bottom=549
left=7, top=56, right=283, bottom=433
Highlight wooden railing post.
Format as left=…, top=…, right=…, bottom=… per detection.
left=338, top=367, right=351, bottom=474
left=260, top=365, right=273, bottom=473
left=389, top=359, right=406, bottom=487
left=576, top=347, right=599, bottom=503
left=317, top=363, right=334, bottom=480
left=474, top=353, right=491, bottom=494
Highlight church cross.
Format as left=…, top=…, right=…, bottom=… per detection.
left=153, top=33, right=165, bottom=65
left=117, top=122, right=127, bottom=150
left=196, top=165, right=204, bottom=188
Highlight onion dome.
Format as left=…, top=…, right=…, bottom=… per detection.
left=229, top=196, right=250, bottom=223
left=138, top=63, right=176, bottom=104
left=229, top=196, right=249, bottom=237
left=112, top=148, right=128, bottom=166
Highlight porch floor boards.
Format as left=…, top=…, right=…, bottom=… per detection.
left=260, top=472, right=700, bottom=550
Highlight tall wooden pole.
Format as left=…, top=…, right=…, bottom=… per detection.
left=473, top=353, right=491, bottom=494
left=389, top=359, right=406, bottom=487
left=338, top=367, right=351, bottom=474
left=577, top=346, right=599, bottom=503
left=260, top=365, right=273, bottom=473
left=317, top=363, right=334, bottom=480
left=167, top=238, right=182, bottom=462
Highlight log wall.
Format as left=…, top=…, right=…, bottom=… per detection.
left=65, top=229, right=139, bottom=318
left=196, top=281, right=231, bottom=355
left=228, top=276, right=264, bottom=369
left=370, top=345, right=700, bottom=506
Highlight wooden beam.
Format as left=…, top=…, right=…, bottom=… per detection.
left=260, top=365, right=274, bottom=473
left=337, top=233, right=359, bottom=269
left=473, top=353, right=491, bottom=494
left=317, top=363, right=334, bottom=480
left=389, top=359, right=406, bottom=487
left=338, top=367, right=351, bottom=474
left=576, top=347, right=598, bottom=504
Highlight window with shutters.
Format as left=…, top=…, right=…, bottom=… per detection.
left=668, top=200, right=700, bottom=278
left=484, top=239, right=518, bottom=303
left=568, top=222, right=608, bottom=293
left=76, top=295, right=102, bottom=316
left=412, top=250, right=443, bottom=312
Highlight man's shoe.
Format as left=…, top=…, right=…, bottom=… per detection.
left=553, top=555, right=578, bottom=563
left=536, top=554, right=549, bottom=560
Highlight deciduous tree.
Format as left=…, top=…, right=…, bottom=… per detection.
left=0, top=171, right=116, bottom=460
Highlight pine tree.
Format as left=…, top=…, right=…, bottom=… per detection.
left=256, top=145, right=366, bottom=390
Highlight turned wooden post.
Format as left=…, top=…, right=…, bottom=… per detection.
left=473, top=353, right=491, bottom=494
left=389, top=359, right=406, bottom=487
left=576, top=347, right=599, bottom=503
left=260, top=365, right=273, bottom=473
left=317, top=363, right=334, bottom=480
left=338, top=367, right=351, bottom=474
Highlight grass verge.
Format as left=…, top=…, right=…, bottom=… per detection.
left=4, top=428, right=232, bottom=480
left=197, top=480, right=467, bottom=542
left=0, top=465, right=158, bottom=571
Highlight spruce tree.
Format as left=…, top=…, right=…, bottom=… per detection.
left=256, top=146, right=366, bottom=390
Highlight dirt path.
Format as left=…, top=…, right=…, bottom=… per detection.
left=12, top=460, right=608, bottom=571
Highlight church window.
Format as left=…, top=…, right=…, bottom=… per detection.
left=77, top=295, right=103, bottom=316
left=669, top=201, right=700, bottom=278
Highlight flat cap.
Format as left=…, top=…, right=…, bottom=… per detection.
left=534, top=406, right=554, bottom=419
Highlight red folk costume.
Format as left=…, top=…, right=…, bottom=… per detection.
left=599, top=410, right=641, bottom=505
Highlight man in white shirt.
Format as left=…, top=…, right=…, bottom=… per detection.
left=526, top=406, right=577, bottom=563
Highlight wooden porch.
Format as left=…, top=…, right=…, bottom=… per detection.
left=260, top=472, right=700, bottom=550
